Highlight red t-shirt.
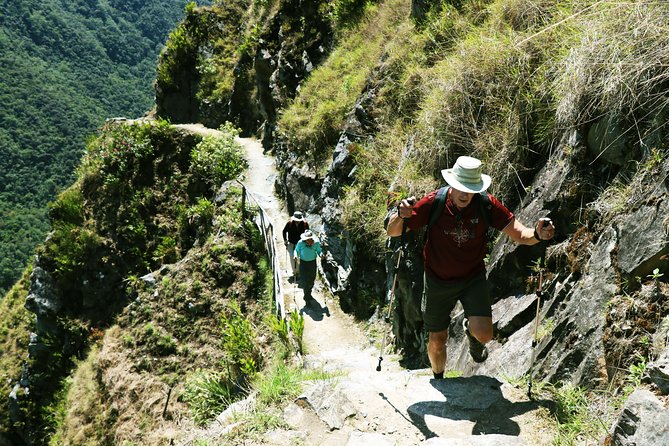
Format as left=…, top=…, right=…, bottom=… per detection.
left=406, top=188, right=514, bottom=281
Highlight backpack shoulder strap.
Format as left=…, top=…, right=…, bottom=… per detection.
left=478, top=190, right=492, bottom=228
left=427, top=186, right=449, bottom=231
left=427, top=187, right=492, bottom=230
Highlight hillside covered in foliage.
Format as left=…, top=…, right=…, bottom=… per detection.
left=154, top=0, right=669, bottom=442
left=3, top=0, right=669, bottom=444
left=0, top=0, right=202, bottom=294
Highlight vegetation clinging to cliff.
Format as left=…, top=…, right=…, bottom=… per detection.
left=10, top=120, right=250, bottom=444
left=274, top=0, right=669, bottom=261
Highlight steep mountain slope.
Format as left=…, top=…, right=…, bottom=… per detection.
left=0, top=119, right=257, bottom=444
left=4, top=0, right=669, bottom=444
left=173, top=133, right=558, bottom=446
left=151, top=0, right=669, bottom=442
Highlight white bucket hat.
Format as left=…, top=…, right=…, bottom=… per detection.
left=291, top=211, right=305, bottom=221
left=300, top=230, right=317, bottom=242
left=441, top=156, right=491, bottom=193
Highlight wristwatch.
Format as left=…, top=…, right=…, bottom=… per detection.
left=533, top=227, right=542, bottom=241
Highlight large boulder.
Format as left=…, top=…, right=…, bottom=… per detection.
left=608, top=389, right=669, bottom=446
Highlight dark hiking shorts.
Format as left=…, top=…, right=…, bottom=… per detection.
left=421, top=271, right=492, bottom=333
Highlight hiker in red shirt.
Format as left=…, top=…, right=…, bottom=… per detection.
left=282, top=211, right=309, bottom=279
left=386, top=156, right=554, bottom=379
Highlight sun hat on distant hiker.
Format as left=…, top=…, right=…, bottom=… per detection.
left=292, top=211, right=305, bottom=221
left=300, top=229, right=317, bottom=241
left=441, top=156, right=491, bottom=194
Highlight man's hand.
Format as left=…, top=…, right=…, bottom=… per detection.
left=534, top=218, right=555, bottom=241
left=397, top=196, right=416, bottom=219
left=387, top=196, right=416, bottom=237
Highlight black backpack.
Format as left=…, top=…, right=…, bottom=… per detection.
left=425, top=186, right=493, bottom=238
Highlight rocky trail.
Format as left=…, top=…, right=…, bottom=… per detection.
left=177, top=124, right=558, bottom=445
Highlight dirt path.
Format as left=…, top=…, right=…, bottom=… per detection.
left=175, top=124, right=558, bottom=446
left=174, top=124, right=366, bottom=356
left=234, top=135, right=368, bottom=357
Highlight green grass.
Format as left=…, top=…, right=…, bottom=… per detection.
left=515, top=361, right=653, bottom=446
left=548, top=382, right=608, bottom=446
left=277, top=0, right=408, bottom=169
left=255, top=362, right=303, bottom=406
left=219, top=361, right=341, bottom=444
left=183, top=369, right=236, bottom=426
left=0, top=273, right=33, bottom=435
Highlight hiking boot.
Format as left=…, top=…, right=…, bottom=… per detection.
left=463, top=319, right=488, bottom=363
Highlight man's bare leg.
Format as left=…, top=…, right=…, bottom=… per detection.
left=467, top=316, right=493, bottom=343
left=428, top=328, right=449, bottom=376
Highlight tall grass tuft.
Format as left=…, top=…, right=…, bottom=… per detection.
left=221, top=302, right=261, bottom=377
left=183, top=369, right=235, bottom=426
left=288, top=309, right=305, bottom=354
left=551, top=1, right=669, bottom=132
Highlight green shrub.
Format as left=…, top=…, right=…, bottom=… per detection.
left=189, top=123, right=248, bottom=187
left=263, top=312, right=303, bottom=356
left=267, top=314, right=290, bottom=348
left=152, top=236, right=178, bottom=264
left=48, top=187, right=85, bottom=226
left=156, top=15, right=197, bottom=89
left=42, top=224, right=106, bottom=283
left=186, top=198, right=216, bottom=227
left=138, top=322, right=178, bottom=356
left=90, top=122, right=154, bottom=186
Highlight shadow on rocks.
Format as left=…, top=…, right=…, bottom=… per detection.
left=407, top=375, right=554, bottom=439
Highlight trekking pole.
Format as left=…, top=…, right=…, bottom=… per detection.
left=528, top=220, right=551, bottom=399
left=377, top=219, right=408, bottom=372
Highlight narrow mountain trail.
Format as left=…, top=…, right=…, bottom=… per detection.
left=176, top=124, right=558, bottom=445
left=235, top=136, right=367, bottom=358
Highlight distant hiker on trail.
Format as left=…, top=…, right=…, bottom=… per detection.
left=386, top=156, right=554, bottom=379
left=294, top=230, right=322, bottom=305
left=282, top=211, right=309, bottom=279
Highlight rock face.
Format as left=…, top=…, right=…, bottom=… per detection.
left=24, top=266, right=62, bottom=319
left=647, top=347, right=669, bottom=394
left=278, top=83, right=669, bottom=396
left=608, top=389, right=669, bottom=446
left=155, top=0, right=332, bottom=146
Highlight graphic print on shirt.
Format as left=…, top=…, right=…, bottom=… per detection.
left=444, top=217, right=479, bottom=247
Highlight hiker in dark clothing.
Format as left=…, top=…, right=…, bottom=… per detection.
left=386, top=156, right=554, bottom=379
left=294, top=230, right=322, bottom=304
left=282, top=211, right=309, bottom=278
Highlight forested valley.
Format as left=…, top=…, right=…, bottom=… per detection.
left=0, top=0, right=207, bottom=294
